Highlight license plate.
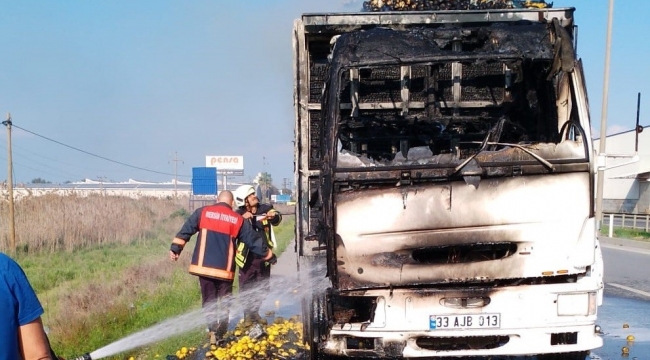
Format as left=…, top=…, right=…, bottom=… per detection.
left=429, top=314, right=501, bottom=330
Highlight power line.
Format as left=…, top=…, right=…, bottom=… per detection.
left=12, top=124, right=190, bottom=178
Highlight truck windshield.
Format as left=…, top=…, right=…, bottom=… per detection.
left=334, top=62, right=588, bottom=170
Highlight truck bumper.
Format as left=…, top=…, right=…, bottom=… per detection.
left=321, top=281, right=603, bottom=357
left=324, top=323, right=601, bottom=358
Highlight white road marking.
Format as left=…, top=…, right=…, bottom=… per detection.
left=607, top=282, right=650, bottom=298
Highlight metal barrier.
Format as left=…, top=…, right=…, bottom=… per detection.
left=601, top=213, right=650, bottom=237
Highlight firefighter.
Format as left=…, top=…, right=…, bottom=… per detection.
left=169, top=190, right=276, bottom=345
left=0, top=252, right=56, bottom=360
left=233, top=184, right=282, bottom=322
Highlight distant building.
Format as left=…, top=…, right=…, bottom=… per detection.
left=594, top=126, right=649, bottom=213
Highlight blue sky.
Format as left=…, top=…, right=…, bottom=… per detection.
left=0, top=0, right=647, bottom=185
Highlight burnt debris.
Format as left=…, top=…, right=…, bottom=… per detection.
left=362, top=0, right=552, bottom=12
left=326, top=24, right=583, bottom=169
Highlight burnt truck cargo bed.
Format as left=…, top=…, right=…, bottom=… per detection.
left=293, top=6, right=602, bottom=359
left=293, top=8, right=582, bottom=253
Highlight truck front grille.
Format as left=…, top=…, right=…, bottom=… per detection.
left=415, top=335, right=510, bottom=351
left=412, top=242, right=517, bottom=264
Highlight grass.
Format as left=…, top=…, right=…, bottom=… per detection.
left=18, top=235, right=199, bottom=357
left=142, top=215, right=296, bottom=359
left=5, top=194, right=296, bottom=359
left=599, top=226, right=650, bottom=240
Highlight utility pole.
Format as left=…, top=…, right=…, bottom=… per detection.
left=169, top=151, right=184, bottom=197
left=595, top=0, right=615, bottom=230
left=2, top=113, right=16, bottom=253
left=288, top=180, right=293, bottom=199
left=98, top=175, right=107, bottom=195
left=262, top=157, right=269, bottom=201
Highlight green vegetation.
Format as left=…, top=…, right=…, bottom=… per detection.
left=147, top=216, right=296, bottom=358
left=5, top=194, right=296, bottom=359
left=273, top=215, right=296, bottom=255
left=31, top=177, right=52, bottom=184
left=599, top=226, right=650, bottom=241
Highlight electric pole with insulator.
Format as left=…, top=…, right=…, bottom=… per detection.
left=169, top=151, right=184, bottom=197
left=2, top=113, right=16, bottom=253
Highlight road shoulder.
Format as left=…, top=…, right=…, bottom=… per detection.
left=599, top=236, right=650, bottom=251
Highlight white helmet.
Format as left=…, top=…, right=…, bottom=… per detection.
left=234, top=185, right=256, bottom=208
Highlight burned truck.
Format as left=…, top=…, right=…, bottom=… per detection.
left=292, top=6, right=603, bottom=359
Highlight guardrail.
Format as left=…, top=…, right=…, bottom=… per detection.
left=601, top=213, right=650, bottom=237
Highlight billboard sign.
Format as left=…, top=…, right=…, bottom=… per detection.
left=206, top=156, right=244, bottom=176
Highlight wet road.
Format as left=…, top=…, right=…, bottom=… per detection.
left=591, top=295, right=650, bottom=359
left=593, top=241, right=650, bottom=359
left=260, top=240, right=650, bottom=359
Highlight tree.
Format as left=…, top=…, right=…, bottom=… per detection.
left=31, top=178, right=51, bottom=184
left=254, top=172, right=273, bottom=202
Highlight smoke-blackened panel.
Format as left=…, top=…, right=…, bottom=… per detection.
left=310, top=61, right=329, bottom=103
left=461, top=62, right=505, bottom=102
left=410, top=65, right=429, bottom=102
left=358, top=67, right=401, bottom=104
left=309, top=110, right=322, bottom=170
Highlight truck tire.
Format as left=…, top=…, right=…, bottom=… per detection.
left=299, top=256, right=329, bottom=359
left=303, top=290, right=329, bottom=359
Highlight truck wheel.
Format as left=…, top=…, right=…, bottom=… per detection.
left=299, top=255, right=329, bottom=360
left=303, top=290, right=328, bottom=360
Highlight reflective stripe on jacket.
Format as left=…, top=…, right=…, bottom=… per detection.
left=235, top=204, right=281, bottom=266
left=175, top=202, right=271, bottom=281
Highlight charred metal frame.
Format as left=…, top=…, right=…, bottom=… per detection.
left=293, top=8, right=602, bottom=358
left=293, top=8, right=584, bottom=256
left=318, top=20, right=590, bottom=287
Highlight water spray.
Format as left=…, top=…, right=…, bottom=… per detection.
left=60, top=269, right=328, bottom=360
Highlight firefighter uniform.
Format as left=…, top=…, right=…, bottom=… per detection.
left=236, top=203, right=282, bottom=321
left=171, top=202, right=273, bottom=339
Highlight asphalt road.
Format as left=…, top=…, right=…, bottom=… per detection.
left=600, top=237, right=650, bottom=299
left=593, top=237, right=650, bottom=359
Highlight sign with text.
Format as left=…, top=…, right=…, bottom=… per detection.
left=206, top=156, right=244, bottom=176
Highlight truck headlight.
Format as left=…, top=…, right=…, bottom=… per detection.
left=557, top=293, right=591, bottom=316
left=588, top=292, right=597, bottom=315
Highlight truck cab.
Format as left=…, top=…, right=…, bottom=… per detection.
left=293, top=7, right=603, bottom=359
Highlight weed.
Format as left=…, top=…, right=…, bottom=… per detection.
left=600, top=226, right=650, bottom=241
left=6, top=195, right=296, bottom=359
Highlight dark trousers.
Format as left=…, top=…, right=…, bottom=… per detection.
left=238, top=255, right=271, bottom=319
left=199, top=276, right=233, bottom=337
